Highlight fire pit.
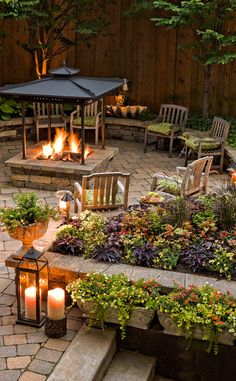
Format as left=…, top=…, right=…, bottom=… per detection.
left=37, top=128, right=93, bottom=163
left=5, top=144, right=118, bottom=191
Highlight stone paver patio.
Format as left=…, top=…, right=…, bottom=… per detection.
left=0, top=138, right=229, bottom=380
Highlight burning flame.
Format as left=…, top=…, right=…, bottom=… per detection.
left=68, top=132, right=80, bottom=153
left=40, top=128, right=92, bottom=162
left=53, top=128, right=68, bottom=154
left=42, top=142, right=53, bottom=158
left=85, top=144, right=91, bottom=159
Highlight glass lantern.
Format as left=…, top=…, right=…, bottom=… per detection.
left=16, top=247, right=48, bottom=327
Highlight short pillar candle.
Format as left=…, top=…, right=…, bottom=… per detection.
left=47, top=288, right=65, bottom=320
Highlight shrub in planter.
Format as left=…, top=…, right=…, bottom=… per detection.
left=66, top=273, right=160, bottom=339
left=0, top=192, right=57, bottom=234
left=156, top=284, right=236, bottom=354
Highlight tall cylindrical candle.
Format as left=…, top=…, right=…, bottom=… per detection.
left=47, top=288, right=65, bottom=320
left=25, top=286, right=36, bottom=320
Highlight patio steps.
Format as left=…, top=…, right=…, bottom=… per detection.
left=47, top=323, right=157, bottom=381
left=102, top=350, right=156, bottom=381
left=47, top=324, right=116, bottom=381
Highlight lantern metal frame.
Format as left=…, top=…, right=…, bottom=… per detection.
left=16, top=247, right=48, bottom=327
left=61, top=191, right=74, bottom=223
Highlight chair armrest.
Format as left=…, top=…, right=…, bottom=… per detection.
left=70, top=109, right=80, bottom=119
left=176, top=166, right=187, bottom=175
left=74, top=182, right=82, bottom=197
left=96, top=111, right=102, bottom=125
left=144, top=116, right=162, bottom=126
left=152, top=173, right=177, bottom=182
left=117, top=180, right=124, bottom=193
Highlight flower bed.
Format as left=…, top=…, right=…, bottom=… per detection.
left=52, top=186, right=236, bottom=280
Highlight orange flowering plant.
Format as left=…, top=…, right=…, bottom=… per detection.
left=66, top=272, right=160, bottom=339
left=156, top=284, right=236, bottom=354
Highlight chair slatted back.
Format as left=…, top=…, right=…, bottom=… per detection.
left=81, top=172, right=130, bottom=211
left=181, top=156, right=213, bottom=196
left=33, top=103, right=64, bottom=118
left=159, top=104, right=189, bottom=125
left=75, top=100, right=100, bottom=118
left=210, top=117, right=230, bottom=142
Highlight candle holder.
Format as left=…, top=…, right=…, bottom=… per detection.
left=15, top=247, right=48, bottom=327
left=45, top=314, right=67, bottom=338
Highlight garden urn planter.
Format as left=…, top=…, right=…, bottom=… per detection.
left=77, top=300, right=155, bottom=330
left=129, top=106, right=138, bottom=118
left=8, top=221, right=49, bottom=252
left=120, top=106, right=130, bottom=118
left=157, top=312, right=235, bottom=346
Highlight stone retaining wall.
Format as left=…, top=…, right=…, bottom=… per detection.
left=0, top=117, right=34, bottom=140
left=105, top=117, right=146, bottom=143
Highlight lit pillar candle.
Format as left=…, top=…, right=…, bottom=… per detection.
left=47, top=288, right=65, bottom=320
left=25, top=286, right=36, bottom=320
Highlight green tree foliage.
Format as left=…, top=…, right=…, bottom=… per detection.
left=129, top=0, right=236, bottom=116
left=0, top=0, right=110, bottom=78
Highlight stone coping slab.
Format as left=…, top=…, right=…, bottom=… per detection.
left=5, top=251, right=236, bottom=296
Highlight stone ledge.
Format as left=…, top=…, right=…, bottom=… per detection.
left=5, top=251, right=236, bottom=297
left=105, top=117, right=146, bottom=128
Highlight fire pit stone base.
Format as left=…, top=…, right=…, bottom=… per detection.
left=5, top=144, right=118, bottom=191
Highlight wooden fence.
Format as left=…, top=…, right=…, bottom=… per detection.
left=0, top=0, right=236, bottom=116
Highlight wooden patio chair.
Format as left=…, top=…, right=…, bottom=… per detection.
left=151, top=156, right=213, bottom=197
left=183, top=117, right=230, bottom=173
left=74, top=172, right=130, bottom=213
left=33, top=103, right=67, bottom=142
left=144, top=104, right=189, bottom=157
left=70, top=100, right=103, bottom=146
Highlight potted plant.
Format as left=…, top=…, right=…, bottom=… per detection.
left=66, top=272, right=160, bottom=338
left=156, top=284, right=236, bottom=354
left=0, top=192, right=58, bottom=250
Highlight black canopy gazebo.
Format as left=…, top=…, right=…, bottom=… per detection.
left=0, top=64, right=126, bottom=163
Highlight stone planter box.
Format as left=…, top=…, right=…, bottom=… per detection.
left=77, top=300, right=155, bottom=330
left=157, top=312, right=235, bottom=346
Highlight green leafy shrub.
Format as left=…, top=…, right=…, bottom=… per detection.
left=0, top=192, right=58, bottom=232
left=0, top=98, right=33, bottom=121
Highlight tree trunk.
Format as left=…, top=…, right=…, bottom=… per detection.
left=202, top=65, right=212, bottom=117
